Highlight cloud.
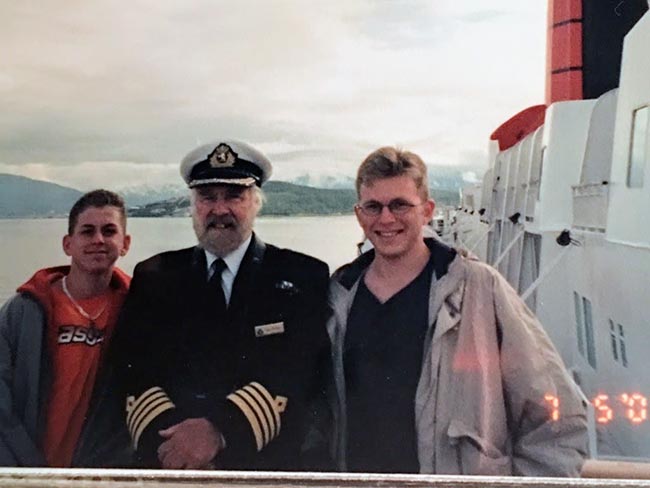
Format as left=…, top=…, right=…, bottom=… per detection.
left=457, top=10, right=507, bottom=23
left=0, top=161, right=179, bottom=191
left=0, top=0, right=546, bottom=188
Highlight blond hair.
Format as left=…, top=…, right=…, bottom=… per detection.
left=356, top=146, right=429, bottom=200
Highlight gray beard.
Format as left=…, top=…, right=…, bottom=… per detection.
left=194, top=223, right=250, bottom=257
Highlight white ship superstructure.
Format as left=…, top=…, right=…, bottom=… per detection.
left=450, top=3, right=650, bottom=459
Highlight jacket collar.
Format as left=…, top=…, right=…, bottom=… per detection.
left=191, top=233, right=266, bottom=277
left=334, top=237, right=457, bottom=290
left=328, top=237, right=461, bottom=346
left=189, top=234, right=266, bottom=313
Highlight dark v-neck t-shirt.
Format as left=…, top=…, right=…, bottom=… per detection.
left=344, top=255, right=435, bottom=473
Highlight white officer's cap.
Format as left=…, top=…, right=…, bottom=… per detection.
left=180, top=139, right=272, bottom=188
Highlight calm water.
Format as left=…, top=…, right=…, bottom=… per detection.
left=0, top=215, right=362, bottom=305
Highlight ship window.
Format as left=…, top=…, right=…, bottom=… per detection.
left=573, top=292, right=586, bottom=357
left=609, top=320, right=619, bottom=361
left=627, top=105, right=648, bottom=188
left=582, top=296, right=597, bottom=369
left=618, top=323, right=628, bottom=367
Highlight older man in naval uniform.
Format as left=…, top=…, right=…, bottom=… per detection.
left=112, top=140, right=331, bottom=470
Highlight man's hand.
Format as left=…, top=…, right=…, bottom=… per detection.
left=157, top=418, right=224, bottom=469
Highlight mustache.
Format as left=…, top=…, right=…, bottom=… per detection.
left=205, top=214, right=236, bottom=229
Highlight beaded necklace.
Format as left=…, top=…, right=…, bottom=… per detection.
left=61, top=275, right=108, bottom=325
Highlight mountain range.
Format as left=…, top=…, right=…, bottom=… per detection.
left=0, top=172, right=464, bottom=218
left=128, top=181, right=361, bottom=217
left=0, top=174, right=83, bottom=217
left=291, top=165, right=480, bottom=191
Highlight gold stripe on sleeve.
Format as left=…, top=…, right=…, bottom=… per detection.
left=249, top=382, right=282, bottom=434
left=130, top=396, right=173, bottom=444
left=235, top=389, right=271, bottom=445
left=133, top=402, right=175, bottom=449
left=126, top=387, right=162, bottom=425
left=227, top=392, right=264, bottom=451
left=127, top=390, right=168, bottom=433
left=242, top=385, right=277, bottom=440
left=125, top=386, right=175, bottom=448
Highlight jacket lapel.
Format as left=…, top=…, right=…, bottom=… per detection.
left=227, top=234, right=266, bottom=316
left=429, top=255, right=465, bottom=344
left=190, top=246, right=208, bottom=280
left=327, top=278, right=361, bottom=346
left=186, top=247, right=212, bottom=309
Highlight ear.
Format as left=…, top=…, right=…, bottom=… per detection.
left=120, top=234, right=132, bottom=257
left=62, top=235, right=72, bottom=257
left=354, top=205, right=364, bottom=226
left=422, top=198, right=435, bottom=222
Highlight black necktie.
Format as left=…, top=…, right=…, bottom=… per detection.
left=208, top=259, right=227, bottom=312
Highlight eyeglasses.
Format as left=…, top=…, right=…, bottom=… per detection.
left=355, top=199, right=423, bottom=216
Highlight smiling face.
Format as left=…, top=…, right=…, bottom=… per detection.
left=63, top=206, right=131, bottom=276
left=356, top=175, right=434, bottom=261
left=191, top=184, right=260, bottom=257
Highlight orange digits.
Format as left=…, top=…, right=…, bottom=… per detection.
left=620, top=393, right=647, bottom=424
left=544, top=394, right=560, bottom=421
left=549, top=393, right=649, bottom=425
left=593, top=394, right=614, bottom=424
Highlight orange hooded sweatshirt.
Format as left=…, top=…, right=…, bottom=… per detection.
left=17, top=266, right=130, bottom=467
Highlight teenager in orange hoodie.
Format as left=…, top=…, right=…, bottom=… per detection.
left=0, top=189, right=132, bottom=467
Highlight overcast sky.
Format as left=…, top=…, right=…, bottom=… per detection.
left=0, top=1, right=546, bottom=190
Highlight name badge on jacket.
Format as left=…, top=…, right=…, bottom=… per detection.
left=255, top=321, right=285, bottom=337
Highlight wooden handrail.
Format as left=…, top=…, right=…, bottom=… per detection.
left=582, top=459, right=650, bottom=480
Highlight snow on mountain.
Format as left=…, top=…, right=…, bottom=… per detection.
left=289, top=165, right=482, bottom=191
left=116, top=183, right=187, bottom=207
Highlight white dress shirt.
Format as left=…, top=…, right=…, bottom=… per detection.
left=204, top=234, right=252, bottom=306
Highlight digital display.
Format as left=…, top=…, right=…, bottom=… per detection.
left=546, top=393, right=648, bottom=424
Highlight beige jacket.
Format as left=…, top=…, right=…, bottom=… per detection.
left=328, top=240, right=588, bottom=476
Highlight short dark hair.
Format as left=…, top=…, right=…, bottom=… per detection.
left=356, top=146, right=429, bottom=200
left=68, top=189, right=127, bottom=235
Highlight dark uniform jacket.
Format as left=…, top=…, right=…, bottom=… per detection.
left=111, top=235, right=331, bottom=470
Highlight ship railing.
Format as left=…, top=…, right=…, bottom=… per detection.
left=2, top=467, right=650, bottom=488
left=572, top=182, right=609, bottom=232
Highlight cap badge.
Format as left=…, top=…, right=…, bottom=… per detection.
left=209, top=143, right=237, bottom=168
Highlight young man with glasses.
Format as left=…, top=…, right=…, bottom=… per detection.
left=327, top=146, right=588, bottom=476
